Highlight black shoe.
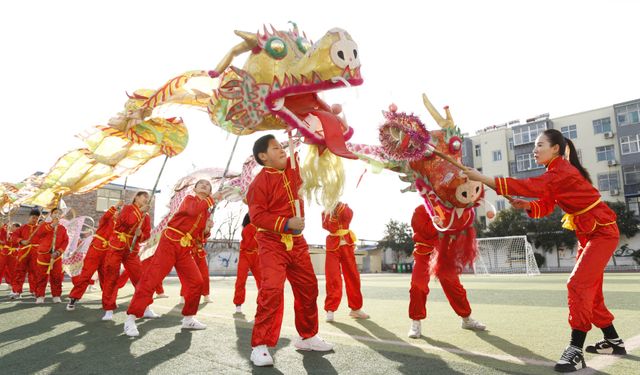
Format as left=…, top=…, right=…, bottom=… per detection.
left=66, top=298, right=77, bottom=311
left=585, top=338, right=626, bottom=355
left=554, top=346, right=586, bottom=373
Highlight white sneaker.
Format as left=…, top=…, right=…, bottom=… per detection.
left=155, top=293, right=168, bottom=299
left=35, top=297, right=45, bottom=304
left=250, top=345, right=274, bottom=366
left=181, top=316, right=206, bottom=330
left=124, top=315, right=139, bottom=337
left=52, top=297, right=62, bottom=304
left=295, top=335, right=334, bottom=351
left=461, top=316, right=486, bottom=331
left=0, top=283, right=8, bottom=290
left=179, top=296, right=185, bottom=304
left=326, top=311, right=335, bottom=322
left=408, top=320, right=422, bottom=338
left=20, top=292, right=31, bottom=299
left=102, top=310, right=114, bottom=321
left=143, top=307, right=160, bottom=319
left=87, top=285, right=96, bottom=292
left=9, top=292, right=19, bottom=299
left=349, top=309, right=369, bottom=319
left=203, top=295, right=212, bottom=303
left=235, top=305, right=242, bottom=314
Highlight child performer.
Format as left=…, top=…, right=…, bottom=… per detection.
left=31, top=208, right=69, bottom=303
left=233, top=213, right=262, bottom=314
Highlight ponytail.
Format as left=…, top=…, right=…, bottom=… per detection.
left=564, top=138, right=591, bottom=183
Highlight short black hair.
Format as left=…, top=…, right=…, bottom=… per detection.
left=242, top=213, right=250, bottom=227
left=29, top=209, right=40, bottom=217
left=50, top=208, right=60, bottom=214
left=253, top=134, right=275, bottom=166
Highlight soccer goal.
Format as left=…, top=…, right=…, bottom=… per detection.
left=474, top=235, right=540, bottom=275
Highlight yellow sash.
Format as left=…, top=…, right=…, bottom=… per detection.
left=165, top=226, right=194, bottom=248
left=257, top=228, right=302, bottom=251
left=561, top=199, right=601, bottom=231
left=329, top=229, right=357, bottom=244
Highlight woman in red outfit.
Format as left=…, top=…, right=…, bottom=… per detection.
left=233, top=213, right=262, bottom=313
left=180, top=215, right=213, bottom=304
left=123, top=180, right=220, bottom=337
left=322, top=202, right=368, bottom=322
left=465, top=129, right=625, bottom=373
left=30, top=208, right=69, bottom=304
left=101, top=191, right=151, bottom=321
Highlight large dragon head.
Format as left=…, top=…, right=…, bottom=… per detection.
left=379, top=95, right=484, bottom=216
left=209, top=24, right=362, bottom=159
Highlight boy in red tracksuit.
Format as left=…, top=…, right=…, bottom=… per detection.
left=101, top=191, right=151, bottom=321
left=247, top=134, right=333, bottom=367
left=11, top=209, right=41, bottom=298
left=30, top=208, right=69, bottom=304
left=322, top=202, right=368, bottom=322
left=0, top=223, right=20, bottom=294
left=407, top=204, right=485, bottom=339
left=233, top=213, right=262, bottom=313
left=123, top=180, right=220, bottom=337
left=180, top=216, right=213, bottom=304
left=66, top=201, right=122, bottom=310
left=465, top=129, right=626, bottom=373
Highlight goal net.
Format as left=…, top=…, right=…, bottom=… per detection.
left=473, top=236, right=540, bottom=275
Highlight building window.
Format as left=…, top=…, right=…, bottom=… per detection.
left=597, top=173, right=620, bottom=192
left=616, top=103, right=640, bottom=126
left=516, top=153, right=542, bottom=172
left=513, top=122, right=546, bottom=146
left=508, top=137, right=514, bottom=150
left=492, top=150, right=502, bottom=161
left=97, top=188, right=123, bottom=212
left=496, top=199, right=506, bottom=211
left=576, top=149, right=583, bottom=163
left=593, top=118, right=612, bottom=134
left=596, top=145, right=615, bottom=162
left=620, top=134, right=640, bottom=155
left=627, top=197, right=640, bottom=216
left=561, top=125, right=577, bottom=139
left=462, top=143, right=468, bottom=158
left=475, top=144, right=481, bottom=157
left=623, top=165, right=640, bottom=185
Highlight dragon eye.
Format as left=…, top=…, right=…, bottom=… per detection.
left=296, top=37, right=311, bottom=54
left=265, top=37, right=287, bottom=59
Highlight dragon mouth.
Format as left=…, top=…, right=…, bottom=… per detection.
left=266, top=66, right=362, bottom=159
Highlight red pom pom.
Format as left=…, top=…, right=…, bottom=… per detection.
left=208, top=70, right=220, bottom=78
left=487, top=211, right=495, bottom=219
left=331, top=104, right=342, bottom=114
left=389, top=103, right=398, bottom=113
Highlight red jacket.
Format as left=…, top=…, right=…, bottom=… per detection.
left=494, top=157, right=616, bottom=234
left=31, top=222, right=69, bottom=255
left=322, top=203, right=356, bottom=251
left=239, top=223, right=258, bottom=253
left=163, top=195, right=215, bottom=249
left=108, top=204, right=151, bottom=252
left=11, top=223, right=38, bottom=250
left=411, top=205, right=438, bottom=255
left=91, top=206, right=118, bottom=250
left=247, top=156, right=304, bottom=234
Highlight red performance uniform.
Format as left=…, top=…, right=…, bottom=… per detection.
left=127, top=194, right=215, bottom=318
left=11, top=223, right=39, bottom=294
left=118, top=255, right=165, bottom=295
left=102, top=204, right=150, bottom=311
left=181, top=228, right=211, bottom=298
left=409, top=205, right=472, bottom=320
left=233, top=223, right=262, bottom=306
left=31, top=222, right=69, bottom=298
left=0, top=225, right=17, bottom=287
left=69, top=206, right=118, bottom=300
left=247, top=157, right=319, bottom=348
left=322, top=202, right=363, bottom=312
left=494, top=156, right=619, bottom=333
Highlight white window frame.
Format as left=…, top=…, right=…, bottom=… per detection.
left=96, top=188, right=122, bottom=212
left=595, top=145, right=615, bottom=162
left=620, top=134, right=640, bottom=155
left=492, top=150, right=502, bottom=162
left=513, top=123, right=546, bottom=146
left=597, top=173, right=620, bottom=191
left=616, top=103, right=640, bottom=126
left=561, top=124, right=577, bottom=139
left=593, top=117, right=612, bottom=134
left=516, top=153, right=543, bottom=172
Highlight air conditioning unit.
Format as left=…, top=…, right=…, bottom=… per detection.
left=608, top=159, right=618, bottom=166
left=604, top=131, right=614, bottom=139
left=610, top=189, right=620, bottom=196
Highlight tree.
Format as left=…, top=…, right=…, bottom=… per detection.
left=526, top=208, right=577, bottom=252
left=606, top=201, right=640, bottom=238
left=484, top=208, right=529, bottom=237
left=378, top=219, right=414, bottom=264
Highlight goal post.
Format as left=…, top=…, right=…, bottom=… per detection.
left=474, top=235, right=540, bottom=276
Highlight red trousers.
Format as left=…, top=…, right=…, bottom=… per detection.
left=127, top=238, right=203, bottom=317
left=233, top=250, right=262, bottom=305
left=69, top=245, right=108, bottom=300
left=324, top=244, right=363, bottom=312
left=102, top=250, right=142, bottom=310
left=12, top=246, right=37, bottom=294
left=409, top=251, right=472, bottom=320
left=181, top=254, right=209, bottom=297
left=118, top=257, right=164, bottom=295
left=34, top=254, right=63, bottom=298
left=568, top=224, right=619, bottom=332
left=0, top=253, right=16, bottom=286
left=251, top=234, right=318, bottom=347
